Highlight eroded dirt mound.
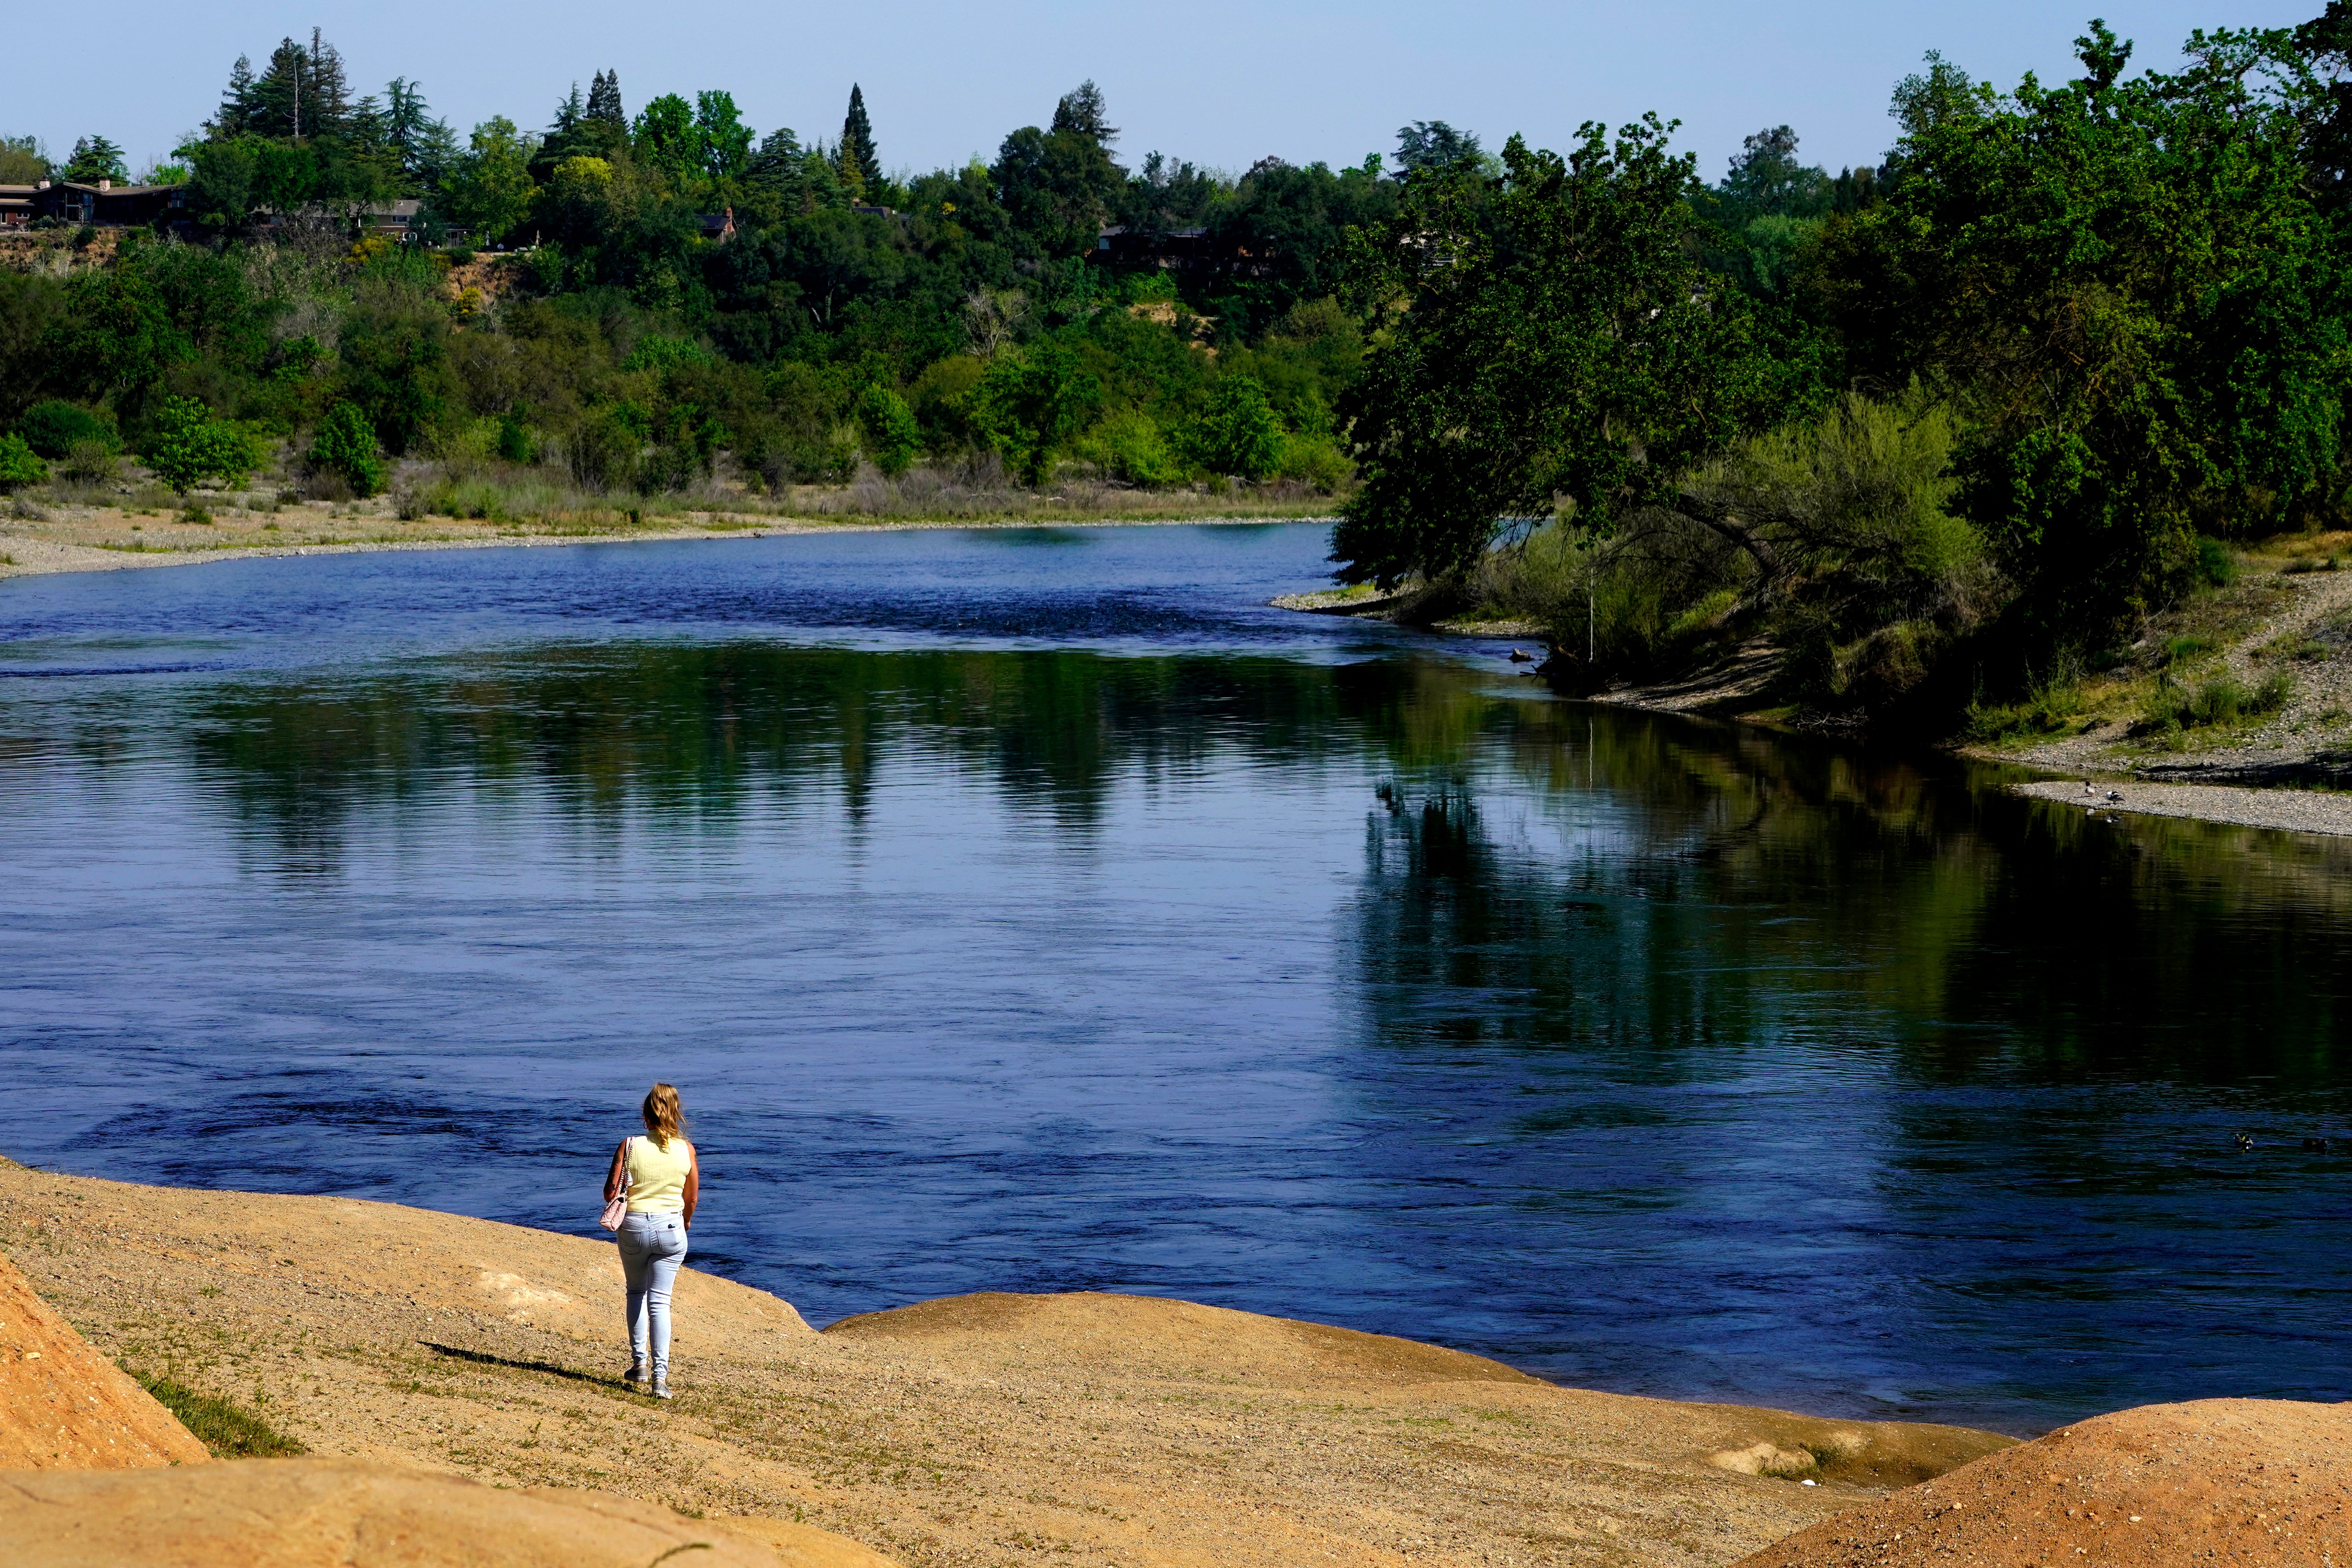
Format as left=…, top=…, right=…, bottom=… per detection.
left=1, top=1456, right=902, bottom=1568
left=1694, top=1401, right=2017, bottom=1488
left=826, top=1289, right=1544, bottom=1389
left=1, top=1166, right=809, bottom=1348
left=0, top=1251, right=207, bottom=1469
left=1732, top=1397, right=2352, bottom=1568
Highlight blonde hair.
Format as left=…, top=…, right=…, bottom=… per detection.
left=641, top=1083, right=684, bottom=1150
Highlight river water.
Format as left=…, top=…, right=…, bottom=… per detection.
left=1, top=522, right=2346, bottom=1435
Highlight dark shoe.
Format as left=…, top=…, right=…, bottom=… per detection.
left=651, top=1377, right=673, bottom=1400
left=622, top=1362, right=647, bottom=1387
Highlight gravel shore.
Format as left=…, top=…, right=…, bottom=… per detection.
left=2012, top=777, right=2352, bottom=837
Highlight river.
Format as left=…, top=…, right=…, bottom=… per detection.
left=1, top=520, right=2346, bottom=1434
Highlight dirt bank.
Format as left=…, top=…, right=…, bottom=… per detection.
left=0, top=1156, right=2013, bottom=1568
left=1729, top=1396, right=2351, bottom=1568
left=0, top=1250, right=209, bottom=1469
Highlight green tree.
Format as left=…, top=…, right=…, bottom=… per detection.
left=1336, top=120, right=1798, bottom=587
left=143, top=395, right=262, bottom=493
left=0, top=134, right=46, bottom=183
left=856, top=383, right=920, bottom=476
left=972, top=340, right=1101, bottom=484
left=336, top=282, right=454, bottom=452
left=695, top=90, right=753, bottom=183
left=440, top=116, right=536, bottom=241
left=1188, top=375, right=1283, bottom=478
left=1805, top=23, right=2352, bottom=632
left=63, top=135, right=128, bottom=184
left=840, top=84, right=881, bottom=193
left=308, top=400, right=384, bottom=495
left=993, top=83, right=1126, bottom=260
left=633, top=94, right=697, bottom=181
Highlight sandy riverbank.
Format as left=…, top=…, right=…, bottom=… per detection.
left=0, top=1156, right=2020, bottom=1568
left=0, top=499, right=1331, bottom=583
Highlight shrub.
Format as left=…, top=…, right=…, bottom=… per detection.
left=1079, top=409, right=1184, bottom=487
left=1274, top=431, right=1353, bottom=494
left=907, top=355, right=986, bottom=452
left=1187, top=374, right=1283, bottom=480
left=856, top=385, right=921, bottom=478
left=494, top=406, right=534, bottom=464
left=62, top=439, right=115, bottom=483
left=308, top=400, right=386, bottom=498
left=144, top=396, right=265, bottom=493
left=2195, top=535, right=2238, bottom=589
left=1962, top=676, right=2088, bottom=742
left=0, top=431, right=46, bottom=491
left=566, top=406, right=644, bottom=493
left=2138, top=669, right=2293, bottom=736
left=17, top=399, right=117, bottom=459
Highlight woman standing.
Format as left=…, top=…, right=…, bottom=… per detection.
left=604, top=1083, right=697, bottom=1398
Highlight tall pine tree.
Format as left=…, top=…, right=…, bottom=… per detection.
left=304, top=28, right=352, bottom=135
left=586, top=71, right=625, bottom=130
left=216, top=56, right=257, bottom=137
left=840, top=84, right=881, bottom=193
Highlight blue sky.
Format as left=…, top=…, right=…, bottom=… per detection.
left=12, top=0, right=2320, bottom=184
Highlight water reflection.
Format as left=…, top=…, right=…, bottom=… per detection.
left=2, top=537, right=2349, bottom=1434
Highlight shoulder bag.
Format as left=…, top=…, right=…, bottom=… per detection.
left=599, top=1136, right=634, bottom=1232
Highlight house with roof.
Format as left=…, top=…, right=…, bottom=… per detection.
left=25, top=179, right=190, bottom=228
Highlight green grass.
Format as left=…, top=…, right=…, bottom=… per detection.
left=2136, top=669, right=2294, bottom=744
left=1961, top=678, right=2089, bottom=743
left=124, top=1365, right=307, bottom=1457
left=2161, top=633, right=2218, bottom=666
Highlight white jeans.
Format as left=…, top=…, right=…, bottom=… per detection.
left=616, top=1210, right=687, bottom=1378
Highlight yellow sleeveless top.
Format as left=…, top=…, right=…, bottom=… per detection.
left=624, top=1135, right=693, bottom=1214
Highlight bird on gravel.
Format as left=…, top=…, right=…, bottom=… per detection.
left=2083, top=780, right=2096, bottom=795
left=2106, top=790, right=2125, bottom=803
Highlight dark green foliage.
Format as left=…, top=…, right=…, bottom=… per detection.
left=972, top=340, right=1102, bottom=483
left=1802, top=23, right=2352, bottom=640
left=63, top=134, right=128, bottom=184
left=840, top=84, right=881, bottom=194
left=497, top=405, right=535, bottom=463
left=1188, top=375, right=1283, bottom=478
left=336, top=280, right=455, bottom=453
left=993, top=117, right=1124, bottom=260
left=857, top=384, right=920, bottom=476
left=2195, top=536, right=2238, bottom=589
left=125, top=1366, right=307, bottom=1459
left=18, top=400, right=117, bottom=459
left=1335, top=119, right=1798, bottom=587
left=309, top=400, right=384, bottom=495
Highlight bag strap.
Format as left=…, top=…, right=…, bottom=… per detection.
left=617, top=1136, right=634, bottom=1198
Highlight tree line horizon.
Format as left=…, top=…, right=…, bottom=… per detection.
left=6, top=10, right=2352, bottom=735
